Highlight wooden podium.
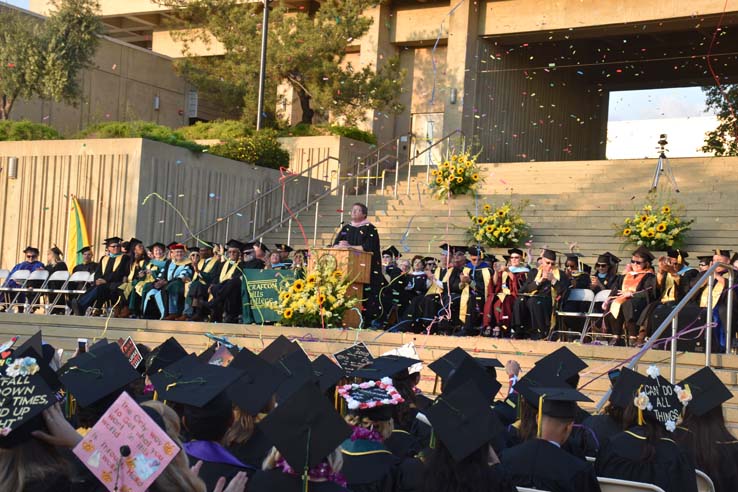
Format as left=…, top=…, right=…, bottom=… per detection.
left=309, top=248, right=373, bottom=328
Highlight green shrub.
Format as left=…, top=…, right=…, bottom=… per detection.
left=326, top=125, right=376, bottom=145
left=177, top=120, right=252, bottom=141
left=275, top=123, right=376, bottom=145
left=0, top=120, right=62, bottom=141
left=75, top=121, right=206, bottom=152
left=209, top=129, right=289, bottom=170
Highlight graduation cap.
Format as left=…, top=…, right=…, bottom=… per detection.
left=596, top=253, right=615, bottom=266
left=637, top=370, right=684, bottom=430
left=149, top=354, right=243, bottom=408
left=102, top=237, right=123, bottom=247
left=312, top=355, right=345, bottom=393
left=533, top=346, right=588, bottom=386
left=274, top=349, right=317, bottom=403
left=252, top=241, right=269, bottom=253
left=350, top=355, right=417, bottom=380
left=275, top=243, right=293, bottom=253
left=468, top=245, right=485, bottom=257
left=259, top=382, right=352, bottom=470
left=508, top=248, right=524, bottom=256
left=382, top=246, right=401, bottom=258
left=338, top=378, right=404, bottom=421
left=187, top=246, right=200, bottom=254
left=225, top=239, right=244, bottom=250
left=565, top=253, right=584, bottom=270
left=678, top=367, right=733, bottom=417
left=513, top=365, right=569, bottom=409
left=429, top=347, right=502, bottom=381
left=241, top=242, right=255, bottom=253
left=632, top=245, right=655, bottom=263
left=128, top=237, right=142, bottom=248
left=714, top=249, right=732, bottom=258
left=77, top=245, right=92, bottom=255
left=22, top=246, right=40, bottom=256
left=50, top=246, right=63, bottom=257
left=609, top=368, right=651, bottom=409
left=59, top=342, right=140, bottom=408
left=227, top=347, right=286, bottom=415
left=199, top=241, right=215, bottom=250
left=0, top=347, right=58, bottom=448
left=145, top=337, right=189, bottom=375
left=14, top=331, right=43, bottom=357
left=423, top=256, right=437, bottom=264
left=532, top=386, right=592, bottom=421
left=449, top=245, right=468, bottom=255
left=666, top=249, right=688, bottom=262
left=438, top=243, right=450, bottom=255
left=541, top=249, right=557, bottom=261
left=258, top=335, right=302, bottom=365
left=425, top=381, right=505, bottom=462
left=444, top=356, right=502, bottom=401
left=148, top=241, right=166, bottom=251
left=87, top=338, right=112, bottom=354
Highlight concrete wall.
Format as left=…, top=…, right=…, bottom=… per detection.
left=0, top=138, right=320, bottom=268
left=278, top=135, right=374, bottom=186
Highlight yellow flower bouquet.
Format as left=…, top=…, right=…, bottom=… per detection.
left=467, top=200, right=530, bottom=247
left=615, top=195, right=694, bottom=251
left=266, top=255, right=360, bottom=327
left=429, top=150, right=483, bottom=201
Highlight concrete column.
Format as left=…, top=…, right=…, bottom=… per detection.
left=442, top=0, right=480, bottom=139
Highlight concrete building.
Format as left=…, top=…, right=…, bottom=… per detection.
left=27, top=1, right=738, bottom=161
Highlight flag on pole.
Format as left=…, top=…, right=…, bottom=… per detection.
left=66, top=196, right=90, bottom=271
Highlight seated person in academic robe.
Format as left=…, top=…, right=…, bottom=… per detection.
left=71, top=237, right=131, bottom=316
left=457, top=246, right=494, bottom=337
left=242, top=242, right=266, bottom=269
left=483, top=248, right=529, bottom=338
left=675, top=367, right=738, bottom=492
left=126, top=241, right=168, bottom=317
left=251, top=382, right=352, bottom=492
left=149, top=355, right=253, bottom=491
left=1, top=245, right=45, bottom=308
left=559, top=253, right=593, bottom=334
left=602, top=246, right=658, bottom=346
left=71, top=246, right=98, bottom=274
left=44, top=246, right=68, bottom=276
left=639, top=249, right=701, bottom=339
left=518, top=249, right=569, bottom=340
left=291, top=249, right=307, bottom=279
left=501, top=386, right=601, bottom=492
left=206, top=239, right=246, bottom=323
left=590, top=252, right=620, bottom=293
left=595, top=367, right=697, bottom=492
left=142, top=243, right=193, bottom=320
left=275, top=243, right=294, bottom=268
left=377, top=246, right=405, bottom=326
left=116, top=239, right=148, bottom=318
left=180, top=242, right=222, bottom=321
left=693, top=249, right=738, bottom=353
left=421, top=381, right=510, bottom=492
left=398, top=258, right=430, bottom=323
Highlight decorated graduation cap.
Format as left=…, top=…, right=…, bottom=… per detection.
left=274, top=349, right=318, bottom=403
left=259, top=382, right=352, bottom=470
left=77, top=245, right=92, bottom=255
left=338, top=377, right=404, bottom=421
left=259, top=335, right=302, bottom=365
left=145, top=337, right=189, bottom=375
left=103, top=237, right=123, bottom=246
left=633, top=365, right=689, bottom=432
left=350, top=355, right=418, bottom=380
left=275, top=243, right=293, bottom=253
left=382, top=245, right=401, bottom=258
left=23, top=246, right=40, bottom=256
left=312, top=355, right=345, bottom=393
left=59, top=342, right=140, bottom=408
left=227, top=347, right=286, bottom=415
left=678, top=367, right=732, bottom=417
left=149, top=354, right=243, bottom=408
left=534, top=346, right=588, bottom=386
left=609, top=367, right=651, bottom=409
left=0, top=346, right=57, bottom=448
left=425, top=380, right=504, bottom=462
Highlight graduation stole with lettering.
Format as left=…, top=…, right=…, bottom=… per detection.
left=610, top=270, right=651, bottom=319
left=459, top=267, right=492, bottom=321
left=532, top=268, right=561, bottom=329
left=700, top=274, right=727, bottom=308
left=219, top=260, right=240, bottom=283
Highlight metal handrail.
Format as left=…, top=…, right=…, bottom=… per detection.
left=595, top=261, right=736, bottom=411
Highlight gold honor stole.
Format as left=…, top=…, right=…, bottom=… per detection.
left=425, top=266, right=447, bottom=295
left=219, top=260, right=240, bottom=283
left=532, top=268, right=560, bottom=328
left=100, top=255, right=124, bottom=277
left=660, top=273, right=677, bottom=303
left=610, top=271, right=647, bottom=319
left=459, top=267, right=492, bottom=321
left=700, top=275, right=726, bottom=308
left=497, top=270, right=522, bottom=303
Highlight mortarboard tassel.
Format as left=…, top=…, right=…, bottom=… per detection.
left=637, top=385, right=645, bottom=426
left=429, top=429, right=437, bottom=450
left=302, top=427, right=312, bottom=492
left=537, top=394, right=546, bottom=438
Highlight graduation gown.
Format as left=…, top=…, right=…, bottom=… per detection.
left=340, top=438, right=399, bottom=492
left=72, top=261, right=98, bottom=274
left=639, top=267, right=701, bottom=337
left=592, top=272, right=618, bottom=293
left=333, top=222, right=382, bottom=320
left=519, top=268, right=570, bottom=338
left=484, top=268, right=529, bottom=334
left=604, top=271, right=658, bottom=338
left=77, top=254, right=131, bottom=310
left=184, top=440, right=255, bottom=491
left=595, top=426, right=697, bottom=492
left=226, top=425, right=273, bottom=469
left=461, top=266, right=493, bottom=333
left=501, top=438, right=600, bottom=492
left=247, top=469, right=350, bottom=492
left=581, top=414, right=621, bottom=452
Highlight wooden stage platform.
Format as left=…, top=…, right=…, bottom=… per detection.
left=2, top=313, right=738, bottom=429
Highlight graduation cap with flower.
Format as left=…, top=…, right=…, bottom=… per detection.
left=337, top=377, right=404, bottom=421
left=632, top=365, right=692, bottom=432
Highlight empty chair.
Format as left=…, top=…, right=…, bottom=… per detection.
left=695, top=470, right=715, bottom=492
left=598, top=477, right=666, bottom=492
left=27, top=270, right=70, bottom=314
left=580, top=289, right=615, bottom=343
left=0, top=269, right=32, bottom=311
left=550, top=288, right=595, bottom=341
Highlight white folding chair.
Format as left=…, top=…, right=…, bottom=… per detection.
left=0, top=270, right=32, bottom=311
left=550, top=288, right=595, bottom=341
left=0, top=268, right=9, bottom=285
left=598, top=477, right=666, bottom=492
left=8, top=269, right=49, bottom=312
left=28, top=270, right=70, bottom=314
left=580, top=289, right=616, bottom=343
left=57, top=271, right=95, bottom=314
left=695, top=470, right=715, bottom=492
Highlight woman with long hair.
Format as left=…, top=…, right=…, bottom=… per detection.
left=675, top=367, right=738, bottom=492
left=422, top=441, right=505, bottom=492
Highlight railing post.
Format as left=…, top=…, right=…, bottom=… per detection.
left=728, top=271, right=734, bottom=354
left=336, top=158, right=342, bottom=192
left=252, top=199, right=259, bottom=239
left=287, top=218, right=292, bottom=246
left=670, top=315, right=678, bottom=384
left=340, top=185, right=346, bottom=225
left=354, top=158, right=360, bottom=196
left=280, top=184, right=286, bottom=223
left=365, top=166, right=370, bottom=206
left=406, top=155, right=412, bottom=196
left=706, top=274, right=715, bottom=367
left=312, top=202, right=319, bottom=247
left=393, top=156, right=399, bottom=199
left=224, top=217, right=230, bottom=246
left=306, top=171, right=312, bottom=204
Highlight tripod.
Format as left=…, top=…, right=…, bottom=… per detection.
left=650, top=147, right=679, bottom=193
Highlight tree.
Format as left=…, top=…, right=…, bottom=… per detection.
left=0, top=1, right=102, bottom=120
left=157, top=0, right=405, bottom=126
left=701, top=84, right=738, bottom=156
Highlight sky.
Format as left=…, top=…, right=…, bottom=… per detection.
left=2, top=0, right=29, bottom=8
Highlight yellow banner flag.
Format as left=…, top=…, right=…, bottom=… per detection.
left=66, top=196, right=91, bottom=271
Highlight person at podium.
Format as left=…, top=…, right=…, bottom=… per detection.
left=333, top=202, right=382, bottom=324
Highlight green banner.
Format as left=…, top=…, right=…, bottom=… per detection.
left=242, top=269, right=295, bottom=323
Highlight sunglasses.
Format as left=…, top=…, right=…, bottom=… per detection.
left=631, top=259, right=646, bottom=265
left=26, top=255, right=37, bottom=259
left=596, top=263, right=609, bottom=268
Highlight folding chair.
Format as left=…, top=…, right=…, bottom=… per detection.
left=0, top=270, right=32, bottom=311
left=549, top=288, right=595, bottom=341
left=59, top=271, right=95, bottom=315
left=7, top=270, right=48, bottom=312
left=0, top=269, right=9, bottom=285
left=695, top=470, right=715, bottom=492
left=580, top=289, right=616, bottom=343
left=27, top=270, right=70, bottom=314
left=597, top=477, right=666, bottom=492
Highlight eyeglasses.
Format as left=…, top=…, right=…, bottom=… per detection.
left=510, top=255, right=522, bottom=260
left=109, top=244, right=121, bottom=248
left=631, top=259, right=645, bottom=265
left=596, top=263, right=609, bottom=268
left=26, top=255, right=36, bottom=259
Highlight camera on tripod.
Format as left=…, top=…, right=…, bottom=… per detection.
left=658, top=134, right=668, bottom=147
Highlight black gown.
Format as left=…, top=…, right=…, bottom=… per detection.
left=501, top=438, right=600, bottom=492
left=226, top=425, right=273, bottom=469
left=247, top=469, right=350, bottom=492
left=604, top=272, right=658, bottom=339
left=519, top=269, right=570, bottom=339
left=581, top=414, right=621, bottom=452
left=333, top=223, right=382, bottom=321
left=595, top=426, right=697, bottom=492
left=340, top=438, right=399, bottom=492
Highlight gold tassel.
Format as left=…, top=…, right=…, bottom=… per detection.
left=537, top=394, right=546, bottom=438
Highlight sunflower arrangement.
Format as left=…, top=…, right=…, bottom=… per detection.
left=615, top=195, right=694, bottom=251
left=429, top=150, right=483, bottom=201
left=467, top=200, right=530, bottom=247
left=266, top=257, right=359, bottom=327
